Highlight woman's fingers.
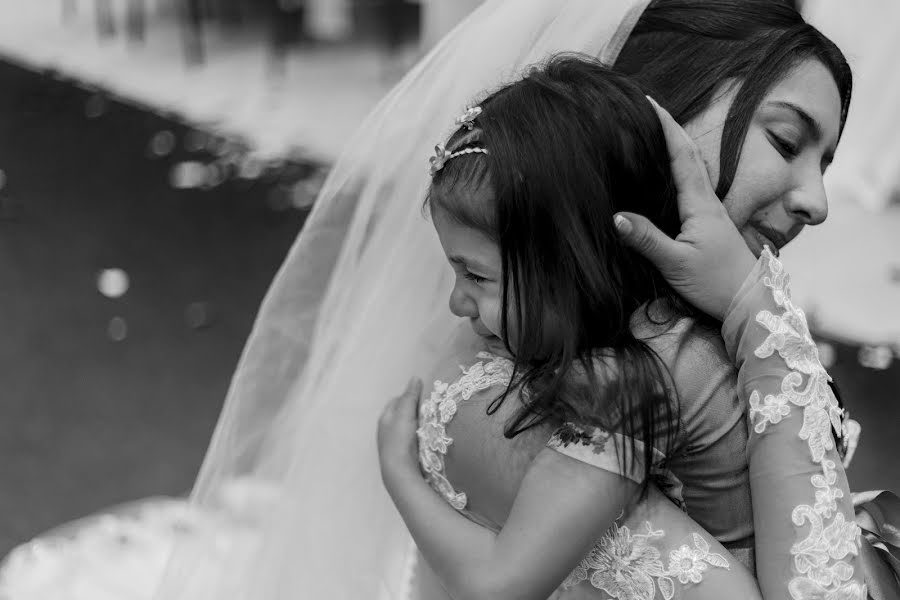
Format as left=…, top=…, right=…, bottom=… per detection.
left=614, top=212, right=683, bottom=268
left=646, top=97, right=718, bottom=220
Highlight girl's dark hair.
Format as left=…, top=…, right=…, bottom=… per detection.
left=428, top=55, right=681, bottom=487
left=614, top=0, right=853, bottom=198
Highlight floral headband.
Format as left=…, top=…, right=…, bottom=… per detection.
left=429, top=106, right=489, bottom=177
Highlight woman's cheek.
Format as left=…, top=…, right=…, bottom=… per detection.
left=722, top=131, right=786, bottom=225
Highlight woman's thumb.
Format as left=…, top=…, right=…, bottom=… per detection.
left=614, top=212, right=677, bottom=268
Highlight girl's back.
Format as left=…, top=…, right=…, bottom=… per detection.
left=631, top=310, right=753, bottom=566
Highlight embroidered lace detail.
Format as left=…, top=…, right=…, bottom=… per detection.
left=667, top=534, right=730, bottom=585
left=547, top=423, right=687, bottom=510
left=562, top=522, right=729, bottom=600
left=752, top=248, right=865, bottom=600
left=416, top=351, right=513, bottom=510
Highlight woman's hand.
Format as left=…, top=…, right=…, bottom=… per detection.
left=377, top=378, right=424, bottom=484
left=615, top=98, right=757, bottom=321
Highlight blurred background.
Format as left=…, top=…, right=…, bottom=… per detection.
left=0, top=0, right=896, bottom=556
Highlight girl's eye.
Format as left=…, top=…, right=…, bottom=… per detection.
left=770, top=132, right=799, bottom=158
left=464, top=272, right=487, bottom=284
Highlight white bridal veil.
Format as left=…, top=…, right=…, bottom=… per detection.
left=155, top=1, right=650, bottom=598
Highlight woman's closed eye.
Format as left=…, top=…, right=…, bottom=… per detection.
left=767, top=130, right=801, bottom=159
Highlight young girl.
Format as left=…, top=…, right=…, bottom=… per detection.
left=377, top=55, right=865, bottom=599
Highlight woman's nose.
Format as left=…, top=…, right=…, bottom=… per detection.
left=448, top=283, right=478, bottom=319
left=786, top=173, right=829, bottom=226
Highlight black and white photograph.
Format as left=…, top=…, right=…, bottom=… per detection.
left=0, top=1, right=898, bottom=599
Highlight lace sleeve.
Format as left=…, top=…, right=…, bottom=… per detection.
left=721, top=248, right=866, bottom=600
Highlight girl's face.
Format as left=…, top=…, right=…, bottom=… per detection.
left=431, top=205, right=508, bottom=347
left=682, top=58, right=843, bottom=257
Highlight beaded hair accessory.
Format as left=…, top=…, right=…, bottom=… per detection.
left=429, top=106, right=489, bottom=177
left=456, top=106, right=482, bottom=130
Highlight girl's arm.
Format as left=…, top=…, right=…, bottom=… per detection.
left=379, top=383, right=633, bottom=600
left=378, top=381, right=754, bottom=600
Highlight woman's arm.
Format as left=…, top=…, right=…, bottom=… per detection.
left=614, top=100, right=866, bottom=599
left=721, top=250, right=865, bottom=599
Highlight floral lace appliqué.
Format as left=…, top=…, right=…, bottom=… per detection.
left=416, top=351, right=512, bottom=510
left=562, top=522, right=729, bottom=600
left=548, top=423, right=687, bottom=511
left=751, top=249, right=865, bottom=600
left=549, top=422, right=612, bottom=455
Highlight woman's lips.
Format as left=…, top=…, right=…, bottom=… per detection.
left=748, top=225, right=785, bottom=257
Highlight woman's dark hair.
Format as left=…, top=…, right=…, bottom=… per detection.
left=616, top=1, right=853, bottom=449
left=427, top=55, right=681, bottom=487
left=614, top=0, right=853, bottom=199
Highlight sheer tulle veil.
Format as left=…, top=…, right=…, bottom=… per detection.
left=154, top=1, right=649, bottom=598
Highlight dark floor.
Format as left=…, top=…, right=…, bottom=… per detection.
left=0, top=58, right=897, bottom=559
left=0, top=60, right=307, bottom=555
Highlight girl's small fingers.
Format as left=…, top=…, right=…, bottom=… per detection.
left=381, top=397, right=398, bottom=419
left=395, top=378, right=423, bottom=417
left=402, top=377, right=423, bottom=402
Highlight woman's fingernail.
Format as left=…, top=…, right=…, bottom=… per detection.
left=645, top=95, right=658, bottom=107
left=614, top=214, right=632, bottom=236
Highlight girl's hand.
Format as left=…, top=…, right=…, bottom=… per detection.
left=377, top=378, right=424, bottom=483
left=615, top=98, right=757, bottom=322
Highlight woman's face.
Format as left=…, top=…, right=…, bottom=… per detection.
left=682, top=58, right=843, bottom=257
